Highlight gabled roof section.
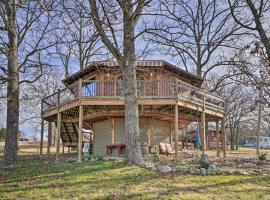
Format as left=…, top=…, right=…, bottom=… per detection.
left=62, top=60, right=203, bottom=87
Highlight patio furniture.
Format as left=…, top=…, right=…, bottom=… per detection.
left=159, top=143, right=175, bottom=155
left=106, top=144, right=126, bottom=156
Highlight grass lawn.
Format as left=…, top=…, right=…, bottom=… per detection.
left=0, top=155, right=270, bottom=200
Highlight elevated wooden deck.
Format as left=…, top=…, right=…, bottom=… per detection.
left=41, top=79, right=226, bottom=161
left=41, top=79, right=224, bottom=120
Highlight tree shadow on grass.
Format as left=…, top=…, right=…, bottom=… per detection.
left=0, top=158, right=127, bottom=184
left=120, top=175, right=270, bottom=200
left=1, top=166, right=159, bottom=195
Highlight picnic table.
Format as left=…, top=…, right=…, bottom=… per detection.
left=106, top=144, right=126, bottom=156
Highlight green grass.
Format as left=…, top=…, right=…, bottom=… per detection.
left=0, top=156, right=270, bottom=200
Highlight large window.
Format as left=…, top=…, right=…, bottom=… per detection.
left=82, top=77, right=96, bottom=97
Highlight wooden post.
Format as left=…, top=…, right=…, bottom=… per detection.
left=79, top=79, right=82, bottom=98
left=175, top=104, right=179, bottom=159
left=52, top=123, right=56, bottom=146
left=62, top=142, right=65, bottom=154
left=216, top=120, right=220, bottom=158
left=170, top=123, right=173, bottom=146
left=78, top=104, right=83, bottom=162
left=40, top=119, right=45, bottom=157
left=185, top=128, right=189, bottom=149
left=56, top=113, right=61, bottom=161
left=56, top=89, right=61, bottom=161
left=147, top=118, right=152, bottom=147
left=221, top=119, right=226, bottom=159
left=201, top=95, right=206, bottom=154
left=111, top=118, right=115, bottom=144
left=47, top=121, right=52, bottom=154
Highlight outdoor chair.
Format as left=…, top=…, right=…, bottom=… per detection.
left=159, top=143, right=175, bottom=156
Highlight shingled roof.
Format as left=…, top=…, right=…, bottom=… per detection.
left=62, top=60, right=203, bottom=87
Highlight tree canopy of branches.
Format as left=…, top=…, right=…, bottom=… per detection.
left=55, top=0, right=107, bottom=77
left=146, top=0, right=241, bottom=79
left=229, top=0, right=270, bottom=68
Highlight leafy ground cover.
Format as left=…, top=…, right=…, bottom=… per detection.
left=0, top=154, right=270, bottom=200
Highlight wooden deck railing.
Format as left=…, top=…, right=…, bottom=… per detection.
left=41, top=80, right=224, bottom=113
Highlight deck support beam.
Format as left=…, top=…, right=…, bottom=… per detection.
left=40, top=119, right=45, bottom=157
left=56, top=113, right=61, bottom=161
left=147, top=118, right=152, bottom=148
left=62, top=142, right=65, bottom=154
left=47, top=121, right=52, bottom=154
left=170, top=123, right=173, bottom=146
left=175, top=104, right=179, bottom=159
left=216, top=120, right=220, bottom=157
left=78, top=105, right=83, bottom=162
left=201, top=95, right=206, bottom=154
left=221, top=119, right=226, bottom=159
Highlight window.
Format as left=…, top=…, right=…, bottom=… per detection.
left=82, top=77, right=96, bottom=97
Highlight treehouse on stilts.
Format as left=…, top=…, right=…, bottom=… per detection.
left=40, top=60, right=225, bottom=161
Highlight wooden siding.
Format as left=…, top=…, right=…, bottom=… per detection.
left=93, top=120, right=112, bottom=156
left=115, top=118, right=125, bottom=144
left=93, top=118, right=171, bottom=156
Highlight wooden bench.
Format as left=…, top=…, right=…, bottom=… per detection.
left=106, top=144, right=126, bottom=156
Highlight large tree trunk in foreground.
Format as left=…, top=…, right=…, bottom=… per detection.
left=90, top=0, right=145, bottom=165
left=123, top=6, right=143, bottom=166
left=4, top=1, right=19, bottom=166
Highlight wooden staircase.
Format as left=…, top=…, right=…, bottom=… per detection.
left=60, top=122, right=79, bottom=147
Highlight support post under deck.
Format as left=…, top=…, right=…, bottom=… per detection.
left=201, top=95, right=206, bottom=154
left=56, top=113, right=61, bottom=161
left=175, top=104, right=179, bottom=159
left=47, top=121, right=52, bottom=154
left=216, top=120, right=220, bottom=157
left=78, top=105, right=83, bottom=162
left=221, top=119, right=226, bottom=159
left=40, top=119, right=44, bottom=157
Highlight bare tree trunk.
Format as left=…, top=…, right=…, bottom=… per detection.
left=256, top=85, right=263, bottom=155
left=123, top=8, right=143, bottom=166
left=4, top=1, right=19, bottom=166
left=235, top=124, right=239, bottom=150
left=230, top=125, right=235, bottom=150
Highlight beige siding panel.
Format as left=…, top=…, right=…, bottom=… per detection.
left=94, top=120, right=111, bottom=156
left=115, top=118, right=125, bottom=144
left=93, top=118, right=171, bottom=155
